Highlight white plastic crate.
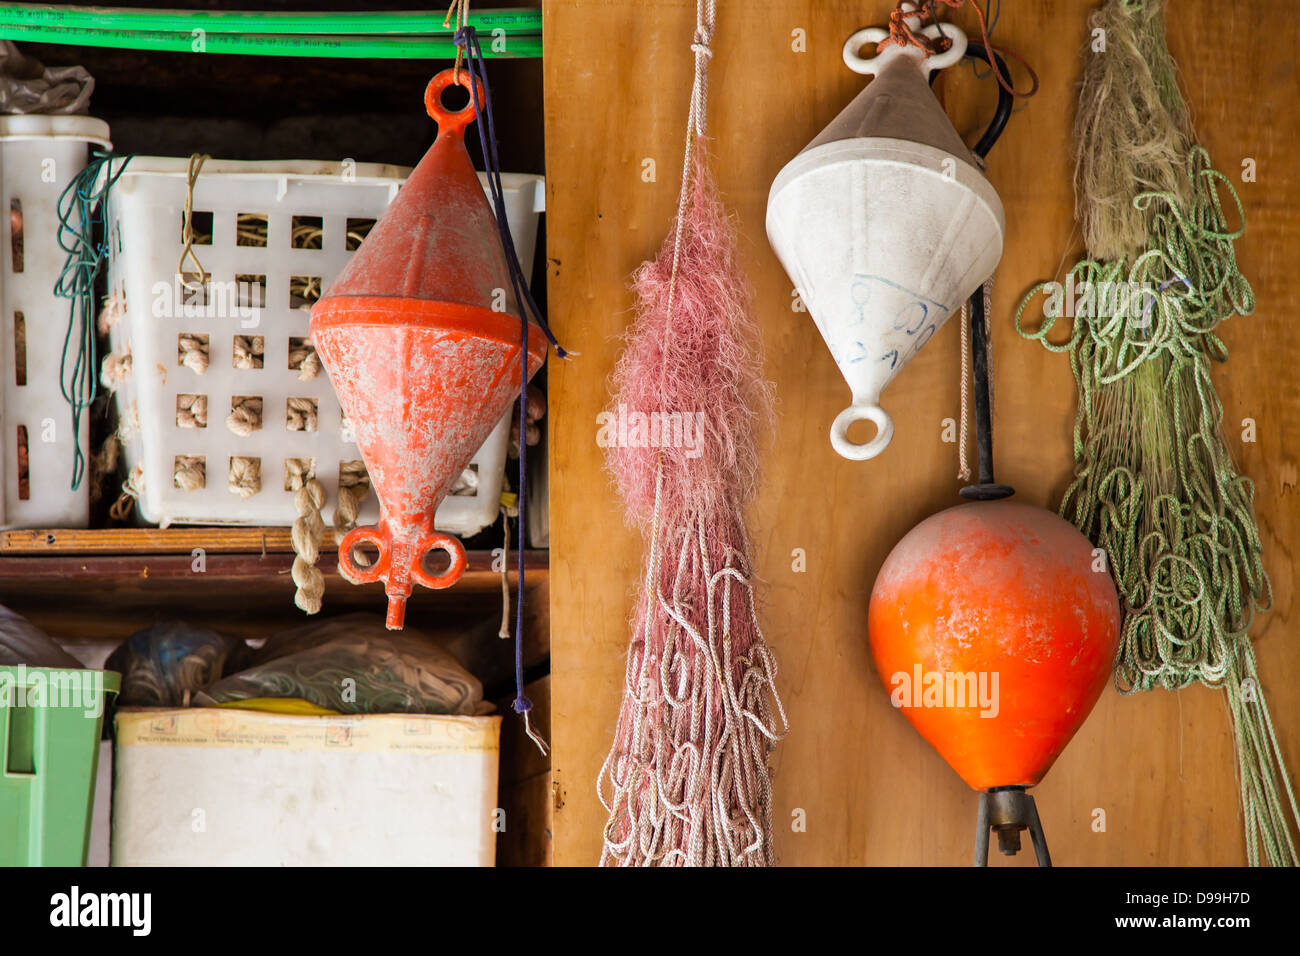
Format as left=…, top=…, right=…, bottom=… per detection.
left=0, top=115, right=112, bottom=529
left=104, top=157, right=544, bottom=533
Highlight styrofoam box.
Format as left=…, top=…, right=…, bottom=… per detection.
left=112, top=707, right=501, bottom=866
left=104, top=158, right=544, bottom=533
left=0, top=115, right=112, bottom=529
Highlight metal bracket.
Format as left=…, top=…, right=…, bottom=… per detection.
left=974, top=787, right=1052, bottom=866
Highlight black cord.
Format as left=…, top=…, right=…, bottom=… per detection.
left=928, top=41, right=1013, bottom=159
left=964, top=42, right=1014, bottom=158
left=930, top=40, right=1016, bottom=500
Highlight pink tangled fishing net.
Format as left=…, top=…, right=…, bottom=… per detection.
left=598, top=141, right=788, bottom=867
left=608, top=150, right=772, bottom=524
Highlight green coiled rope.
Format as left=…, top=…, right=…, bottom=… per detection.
left=1018, top=0, right=1298, bottom=868
left=1017, top=148, right=1299, bottom=866
left=54, top=152, right=130, bottom=490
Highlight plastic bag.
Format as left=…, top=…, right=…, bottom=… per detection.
left=0, top=604, right=83, bottom=668
left=200, top=613, right=489, bottom=716
left=106, top=621, right=243, bottom=707
left=0, top=41, right=94, bottom=115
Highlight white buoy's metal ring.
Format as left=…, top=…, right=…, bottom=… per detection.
left=830, top=403, right=894, bottom=460
left=842, top=23, right=968, bottom=77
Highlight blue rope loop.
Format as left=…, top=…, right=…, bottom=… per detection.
left=452, top=25, right=562, bottom=721
left=53, top=150, right=131, bottom=490
left=454, top=24, right=565, bottom=358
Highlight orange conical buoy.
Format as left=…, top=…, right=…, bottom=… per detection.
left=310, top=69, right=546, bottom=629
left=868, top=501, right=1120, bottom=791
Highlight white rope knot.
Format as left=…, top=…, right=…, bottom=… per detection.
left=691, top=31, right=713, bottom=57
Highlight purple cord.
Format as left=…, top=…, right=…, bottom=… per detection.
left=455, top=26, right=566, bottom=718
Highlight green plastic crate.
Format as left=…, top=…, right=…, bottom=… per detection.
left=0, top=665, right=120, bottom=866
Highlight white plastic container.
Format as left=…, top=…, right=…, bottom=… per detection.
left=112, top=707, right=501, bottom=866
left=0, top=115, right=112, bottom=528
left=104, top=158, right=544, bottom=532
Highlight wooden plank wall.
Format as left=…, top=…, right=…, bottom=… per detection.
left=543, top=0, right=1300, bottom=865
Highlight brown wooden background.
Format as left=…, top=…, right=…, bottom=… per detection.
left=542, top=0, right=1300, bottom=865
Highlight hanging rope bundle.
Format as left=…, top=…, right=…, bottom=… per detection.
left=597, top=0, right=787, bottom=867
left=286, top=457, right=327, bottom=615
left=176, top=152, right=210, bottom=289
left=1017, top=0, right=1297, bottom=866
left=54, top=151, right=130, bottom=490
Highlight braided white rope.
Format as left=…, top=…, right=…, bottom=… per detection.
left=666, top=0, right=717, bottom=316
left=983, top=276, right=994, bottom=416
left=957, top=277, right=995, bottom=482
left=957, top=299, right=971, bottom=482
left=598, top=466, right=789, bottom=866
left=286, top=458, right=327, bottom=614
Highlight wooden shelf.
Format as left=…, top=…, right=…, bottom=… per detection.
left=2, top=527, right=302, bottom=554
left=1, top=527, right=545, bottom=573
left=1, top=526, right=553, bottom=558
left=0, top=528, right=549, bottom=643
left=0, top=549, right=544, bottom=584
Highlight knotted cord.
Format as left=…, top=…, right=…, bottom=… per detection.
left=286, top=457, right=327, bottom=616
left=878, top=0, right=1038, bottom=97
left=177, top=153, right=210, bottom=288
left=451, top=11, right=567, bottom=754
left=54, top=151, right=130, bottom=489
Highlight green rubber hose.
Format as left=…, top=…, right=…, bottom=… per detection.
left=0, top=23, right=542, bottom=59
left=0, top=4, right=541, bottom=36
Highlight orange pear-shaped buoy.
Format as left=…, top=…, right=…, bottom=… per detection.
left=310, top=69, right=546, bottom=629
left=869, top=500, right=1120, bottom=791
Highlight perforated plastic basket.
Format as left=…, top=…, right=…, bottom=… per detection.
left=0, top=115, right=112, bottom=529
left=104, top=158, right=543, bottom=532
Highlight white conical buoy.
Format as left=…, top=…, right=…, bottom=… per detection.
left=767, top=15, right=1004, bottom=460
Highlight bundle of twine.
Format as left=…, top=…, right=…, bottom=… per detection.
left=1018, top=0, right=1297, bottom=866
